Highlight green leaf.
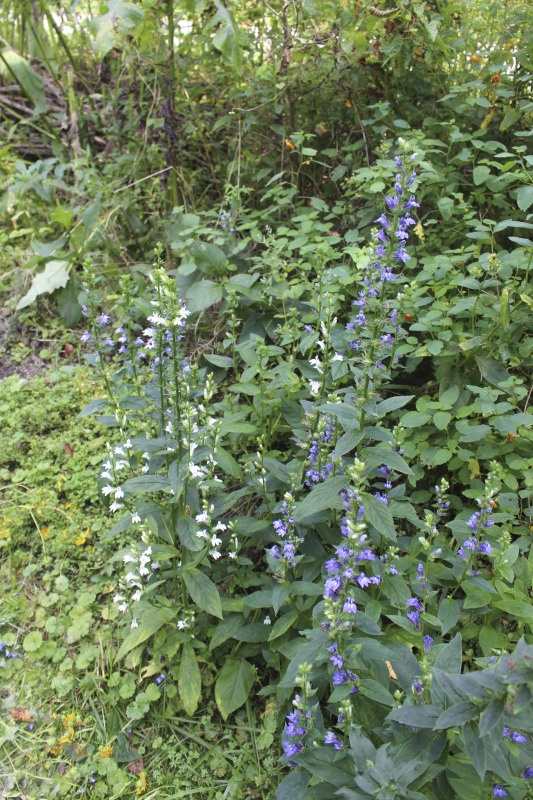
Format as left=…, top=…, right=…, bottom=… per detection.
left=0, top=47, right=46, bottom=113
left=438, top=597, right=460, bottom=635
left=210, top=614, right=243, bottom=650
left=455, top=421, right=491, bottom=443
left=362, top=494, right=396, bottom=539
left=494, top=600, right=533, bottom=619
left=433, top=411, right=451, bottom=430
left=90, top=0, right=144, bottom=57
left=23, top=631, right=43, bottom=652
left=427, top=340, right=443, bottom=355
left=387, top=706, right=440, bottom=729
left=361, top=447, right=413, bottom=475
left=433, top=702, right=478, bottom=729
left=479, top=699, right=504, bottom=738
left=268, top=610, right=299, bottom=641
left=122, top=475, right=172, bottom=494
left=204, top=1, right=242, bottom=71
left=500, top=287, right=511, bottom=326
left=358, top=679, right=394, bottom=707
left=186, top=280, right=224, bottom=313
left=473, top=166, right=490, bottom=185
left=293, top=476, right=347, bottom=521
left=177, top=516, right=205, bottom=553
left=117, top=606, right=175, bottom=659
left=179, top=643, right=202, bottom=716
left=517, top=186, right=533, bottom=212
left=401, top=411, right=431, bottom=427
left=16, top=260, right=70, bottom=310
left=215, top=658, right=255, bottom=720
left=463, top=722, right=486, bottom=779
left=183, top=568, right=223, bottom=619
left=437, top=197, right=454, bottom=220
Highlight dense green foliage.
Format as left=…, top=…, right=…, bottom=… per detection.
left=1, top=1, right=533, bottom=799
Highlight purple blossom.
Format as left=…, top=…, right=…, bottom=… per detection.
left=407, top=610, right=420, bottom=628
left=493, top=786, right=507, bottom=798
left=523, top=767, right=533, bottom=779
left=343, top=597, right=357, bottom=614
left=324, top=576, right=343, bottom=598
left=423, top=635, right=433, bottom=653
left=406, top=597, right=423, bottom=611
left=324, top=731, right=343, bottom=750
left=80, top=331, right=93, bottom=343
left=97, top=313, right=110, bottom=325
left=332, top=670, right=348, bottom=685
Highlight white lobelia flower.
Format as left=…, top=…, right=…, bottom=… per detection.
left=141, top=464, right=150, bottom=473
left=113, top=594, right=125, bottom=604
left=109, top=501, right=123, bottom=513
left=123, top=554, right=136, bottom=564
left=196, top=512, right=210, bottom=524
left=131, top=513, right=141, bottom=524
left=309, top=356, right=323, bottom=373
left=331, top=352, right=344, bottom=362
left=211, top=534, right=222, bottom=547
left=196, top=529, right=209, bottom=540
left=177, top=620, right=189, bottom=630
left=309, top=380, right=321, bottom=396
left=118, top=602, right=128, bottom=613
left=102, top=485, right=114, bottom=496
left=132, top=590, right=142, bottom=602
left=189, top=464, right=207, bottom=479
left=124, top=439, right=133, bottom=449
left=213, top=522, right=227, bottom=532
left=263, top=616, right=271, bottom=625
left=210, top=550, right=222, bottom=560
left=131, top=618, right=139, bottom=629
left=100, top=470, right=113, bottom=480
left=114, top=486, right=124, bottom=499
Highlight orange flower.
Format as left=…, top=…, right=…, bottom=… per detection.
left=470, top=55, right=482, bottom=63
left=285, top=138, right=295, bottom=151
left=491, top=73, right=501, bottom=84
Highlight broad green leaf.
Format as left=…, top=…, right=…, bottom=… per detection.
left=478, top=698, right=504, bottom=738
left=517, top=185, right=533, bottom=212
left=473, top=165, right=490, bottom=185
left=358, top=679, right=394, bottom=707
left=90, top=0, right=144, bottom=57
left=122, top=475, right=172, bottom=494
left=186, top=279, right=224, bottom=313
left=387, top=705, right=440, bottom=729
left=177, top=516, right=205, bottom=552
left=455, top=421, right=491, bottom=443
left=268, top=610, right=299, bottom=641
left=190, top=241, right=228, bottom=274
left=361, top=447, right=412, bottom=475
left=463, top=721, right=486, bottom=779
left=293, top=476, right=347, bottom=521
left=179, top=643, right=202, bottom=715
left=215, top=658, right=255, bottom=720
left=23, top=631, right=43, bottom=652
left=183, top=568, right=223, bottom=619
left=401, top=411, right=431, bottom=427
left=362, top=494, right=396, bottom=540
left=433, top=411, right=451, bottom=430
left=117, top=606, right=175, bottom=659
left=234, top=623, right=271, bottom=642
left=0, top=47, right=46, bottom=113
left=16, top=260, right=70, bottom=310
left=433, top=702, right=478, bottom=729
left=204, top=2, right=242, bottom=71
left=210, top=614, right=243, bottom=650
left=494, top=600, right=533, bottom=619
left=438, top=597, right=460, bottom=635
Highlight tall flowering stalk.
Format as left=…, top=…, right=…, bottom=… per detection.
left=281, top=145, right=421, bottom=760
